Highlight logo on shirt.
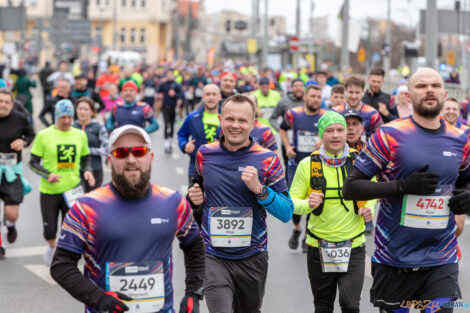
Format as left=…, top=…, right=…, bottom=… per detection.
left=204, top=123, right=218, bottom=143
left=151, top=218, right=170, bottom=224
left=57, top=144, right=77, bottom=169
left=238, top=167, right=245, bottom=172
left=443, top=151, right=457, bottom=157
left=131, top=110, right=138, bottom=115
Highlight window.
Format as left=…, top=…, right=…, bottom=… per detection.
left=140, top=28, right=146, bottom=44
left=122, top=0, right=126, bottom=7
left=120, top=27, right=126, bottom=43
left=130, top=28, right=136, bottom=43
left=141, top=0, right=146, bottom=8
left=96, top=25, right=102, bottom=35
left=96, top=0, right=100, bottom=5
left=106, top=0, right=110, bottom=5
left=131, top=0, right=136, bottom=7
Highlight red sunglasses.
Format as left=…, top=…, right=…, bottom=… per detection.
left=111, top=146, right=150, bottom=158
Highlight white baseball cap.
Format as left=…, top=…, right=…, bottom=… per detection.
left=109, top=125, right=151, bottom=149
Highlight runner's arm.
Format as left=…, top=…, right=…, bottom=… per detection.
left=258, top=188, right=293, bottom=222
left=177, top=116, right=191, bottom=153
left=28, top=154, right=50, bottom=179
left=80, top=155, right=92, bottom=172
left=144, top=116, right=159, bottom=134
left=289, top=157, right=313, bottom=215
left=179, top=232, right=206, bottom=294
left=105, top=113, right=115, bottom=131
left=50, top=248, right=105, bottom=308
left=268, top=101, right=284, bottom=131
left=89, top=126, right=109, bottom=156
left=23, top=121, right=35, bottom=147
left=38, top=102, right=52, bottom=127
left=343, top=167, right=400, bottom=200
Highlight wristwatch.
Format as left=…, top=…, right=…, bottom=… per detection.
left=256, top=186, right=268, bottom=198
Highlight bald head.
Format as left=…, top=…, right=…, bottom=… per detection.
left=408, top=68, right=444, bottom=90
left=202, top=84, right=221, bottom=112
left=408, top=67, right=447, bottom=119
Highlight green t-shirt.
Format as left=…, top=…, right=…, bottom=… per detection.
left=31, top=126, right=90, bottom=194
left=253, top=89, right=281, bottom=132
left=202, top=111, right=220, bottom=143
left=289, top=154, right=377, bottom=248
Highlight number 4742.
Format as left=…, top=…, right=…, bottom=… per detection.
left=416, top=198, right=444, bottom=210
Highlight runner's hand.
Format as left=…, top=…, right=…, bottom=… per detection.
left=188, top=183, right=204, bottom=205
left=358, top=207, right=373, bottom=223
left=449, top=189, right=470, bottom=215
left=241, top=166, right=262, bottom=194
left=84, top=171, right=95, bottom=187
left=184, top=139, right=196, bottom=154
left=96, top=291, right=131, bottom=313
left=179, top=294, right=200, bottom=313
left=398, top=165, right=439, bottom=195
left=10, top=139, right=25, bottom=151
left=48, top=173, right=61, bottom=184
left=286, top=146, right=297, bottom=158
left=308, top=192, right=324, bottom=208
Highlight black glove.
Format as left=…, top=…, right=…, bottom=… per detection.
left=179, top=293, right=200, bottom=313
left=96, top=291, right=131, bottom=313
left=448, top=189, right=470, bottom=215
left=398, top=165, right=439, bottom=195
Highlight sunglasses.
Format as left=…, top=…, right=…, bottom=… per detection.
left=111, top=146, right=150, bottom=158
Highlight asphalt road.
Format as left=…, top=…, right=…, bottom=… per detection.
left=0, top=88, right=469, bottom=312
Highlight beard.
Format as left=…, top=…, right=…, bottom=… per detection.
left=413, top=96, right=443, bottom=118
left=112, top=166, right=151, bottom=199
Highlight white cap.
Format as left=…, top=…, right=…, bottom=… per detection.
left=396, top=85, right=408, bottom=96
left=109, top=125, right=151, bottom=149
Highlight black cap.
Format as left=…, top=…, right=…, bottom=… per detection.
left=75, top=73, right=87, bottom=80
left=342, top=109, right=363, bottom=122
left=259, top=77, right=270, bottom=85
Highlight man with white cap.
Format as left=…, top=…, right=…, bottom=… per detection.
left=29, top=99, right=95, bottom=265
left=50, top=125, right=205, bottom=313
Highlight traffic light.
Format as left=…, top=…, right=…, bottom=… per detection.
left=226, top=20, right=231, bottom=33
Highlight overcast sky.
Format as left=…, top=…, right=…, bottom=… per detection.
left=204, top=0, right=465, bottom=35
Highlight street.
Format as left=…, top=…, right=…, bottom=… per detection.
left=0, top=91, right=469, bottom=313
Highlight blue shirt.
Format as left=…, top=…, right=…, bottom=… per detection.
left=57, top=183, right=199, bottom=313
left=194, top=138, right=293, bottom=259
left=355, top=117, right=470, bottom=267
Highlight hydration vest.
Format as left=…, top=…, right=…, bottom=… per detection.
left=308, top=148, right=367, bottom=216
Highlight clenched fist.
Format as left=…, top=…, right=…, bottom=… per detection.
left=358, top=207, right=373, bottom=223
left=241, top=166, right=263, bottom=195
left=309, top=192, right=324, bottom=209
left=188, top=183, right=204, bottom=205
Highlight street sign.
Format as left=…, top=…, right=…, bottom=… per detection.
left=289, top=36, right=300, bottom=51
left=357, top=47, right=366, bottom=62
left=448, top=50, right=455, bottom=65
left=247, top=39, right=258, bottom=54
left=420, top=9, right=470, bottom=34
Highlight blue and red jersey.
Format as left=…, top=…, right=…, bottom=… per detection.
left=112, top=100, right=154, bottom=129
left=250, top=120, right=278, bottom=152
left=354, top=117, right=470, bottom=267
left=57, top=183, right=199, bottom=313
left=334, top=103, right=382, bottom=139
left=280, top=106, right=326, bottom=163
left=194, top=139, right=290, bottom=260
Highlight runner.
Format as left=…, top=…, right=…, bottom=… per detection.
left=106, top=80, right=159, bottom=134
left=343, top=68, right=470, bottom=312
left=442, top=97, right=468, bottom=130
left=0, top=89, right=34, bottom=258
left=330, top=84, right=346, bottom=110
left=289, top=110, right=372, bottom=312
left=50, top=125, right=205, bottom=313
left=157, top=71, right=184, bottom=154
left=333, top=75, right=383, bottom=140
left=188, top=94, right=293, bottom=313
left=245, top=94, right=278, bottom=153
left=178, top=84, right=221, bottom=188
left=29, top=99, right=95, bottom=265
left=73, top=97, right=109, bottom=191
left=39, top=77, right=72, bottom=127
left=279, top=85, right=326, bottom=252
left=362, top=67, right=397, bottom=123
left=252, top=77, right=281, bottom=128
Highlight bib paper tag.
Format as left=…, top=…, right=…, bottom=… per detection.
left=144, top=87, right=155, bottom=97
left=210, top=207, right=253, bottom=247
left=297, top=130, right=319, bottom=153
left=63, top=184, right=85, bottom=208
left=260, top=106, right=275, bottom=119
left=319, top=239, right=352, bottom=273
left=106, top=261, right=165, bottom=313
left=0, top=152, right=17, bottom=166
left=401, top=185, right=452, bottom=229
